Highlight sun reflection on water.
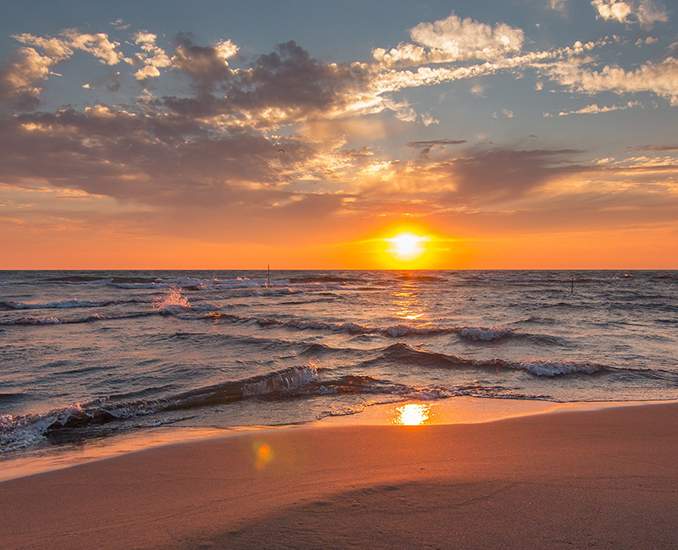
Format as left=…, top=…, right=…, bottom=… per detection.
left=392, top=403, right=433, bottom=426
left=390, top=280, right=426, bottom=322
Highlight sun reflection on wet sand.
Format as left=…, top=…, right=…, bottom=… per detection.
left=392, top=403, right=434, bottom=426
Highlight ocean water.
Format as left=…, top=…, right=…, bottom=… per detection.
left=1, top=270, right=677, bottom=458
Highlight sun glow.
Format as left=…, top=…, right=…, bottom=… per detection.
left=386, top=232, right=429, bottom=262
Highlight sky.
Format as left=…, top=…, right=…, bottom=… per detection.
left=1, top=0, right=677, bottom=269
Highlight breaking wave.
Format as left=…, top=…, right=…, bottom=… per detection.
left=0, top=365, right=319, bottom=453
left=0, top=362, right=553, bottom=453
left=366, top=343, right=606, bottom=377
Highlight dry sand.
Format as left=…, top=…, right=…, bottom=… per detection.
left=1, top=402, right=677, bottom=549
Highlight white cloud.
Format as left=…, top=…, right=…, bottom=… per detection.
left=592, top=0, right=632, bottom=23
left=13, top=29, right=123, bottom=66
left=373, top=12, right=524, bottom=67
left=3, top=30, right=123, bottom=105
left=131, top=31, right=171, bottom=80
left=543, top=57, right=678, bottom=105
left=421, top=113, right=439, bottom=126
left=549, top=0, right=569, bottom=12
left=111, top=19, right=131, bottom=31
left=12, top=33, right=73, bottom=60
left=591, top=0, right=668, bottom=27
left=2, top=47, right=56, bottom=89
left=556, top=100, right=641, bottom=115
left=60, top=29, right=122, bottom=65
left=0, top=45, right=65, bottom=107
left=134, top=65, right=161, bottom=80
left=636, top=0, right=669, bottom=27
left=372, top=48, right=565, bottom=95
left=215, top=40, right=239, bottom=61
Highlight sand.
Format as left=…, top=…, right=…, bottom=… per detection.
left=1, top=402, right=678, bottom=549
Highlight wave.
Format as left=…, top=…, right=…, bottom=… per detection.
left=0, top=298, right=148, bottom=311
left=40, top=275, right=161, bottom=285
left=207, top=313, right=517, bottom=342
left=365, top=343, right=606, bottom=377
left=1, top=363, right=552, bottom=453
left=0, top=365, right=319, bottom=452
left=288, top=274, right=364, bottom=284
left=0, top=347, right=663, bottom=454
left=0, top=312, right=155, bottom=326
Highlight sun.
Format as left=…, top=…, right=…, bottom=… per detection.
left=386, top=232, right=429, bottom=262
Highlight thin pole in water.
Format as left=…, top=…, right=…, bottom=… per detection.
left=267, top=265, right=271, bottom=288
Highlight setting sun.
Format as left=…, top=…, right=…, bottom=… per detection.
left=386, top=233, right=429, bottom=262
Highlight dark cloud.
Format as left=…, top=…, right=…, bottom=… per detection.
left=407, top=139, right=467, bottom=158
left=0, top=110, right=301, bottom=205
left=443, top=148, right=588, bottom=201
left=165, top=40, right=368, bottom=126
left=171, top=33, right=235, bottom=92
left=406, top=139, right=467, bottom=148
left=106, top=71, right=124, bottom=92
left=0, top=35, right=380, bottom=240
left=233, top=41, right=365, bottom=110
left=635, top=144, right=678, bottom=152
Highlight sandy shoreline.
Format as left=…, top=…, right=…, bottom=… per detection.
left=1, top=401, right=678, bottom=549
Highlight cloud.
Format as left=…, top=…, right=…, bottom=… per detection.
left=0, top=47, right=57, bottom=109
left=0, top=98, right=376, bottom=222
left=445, top=148, right=589, bottom=202
left=635, top=144, right=678, bottom=151
left=549, top=0, right=569, bottom=12
left=130, top=31, right=171, bottom=81
left=591, top=0, right=668, bottom=27
left=0, top=30, right=123, bottom=108
left=165, top=39, right=369, bottom=127
left=59, top=29, right=123, bottom=65
left=542, top=56, right=678, bottom=105
left=111, top=19, right=131, bottom=31
left=556, top=100, right=641, bottom=115
left=373, top=12, right=524, bottom=67
left=407, top=139, right=466, bottom=157
left=2, top=15, right=677, bottom=250
left=371, top=46, right=570, bottom=96
left=407, top=139, right=467, bottom=147
left=636, top=0, right=669, bottom=27
left=170, top=32, right=238, bottom=90
left=592, top=0, right=633, bottom=22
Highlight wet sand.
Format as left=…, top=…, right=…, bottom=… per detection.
left=1, top=402, right=677, bottom=549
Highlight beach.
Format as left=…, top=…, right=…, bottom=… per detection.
left=2, top=401, right=677, bottom=549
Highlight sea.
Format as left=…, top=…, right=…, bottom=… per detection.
left=1, top=270, right=677, bottom=470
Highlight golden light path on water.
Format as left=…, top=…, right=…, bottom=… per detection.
left=391, top=279, right=426, bottom=321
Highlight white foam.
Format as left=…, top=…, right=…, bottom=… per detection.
left=152, top=288, right=191, bottom=313
left=242, top=365, right=318, bottom=397
left=517, top=360, right=602, bottom=377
